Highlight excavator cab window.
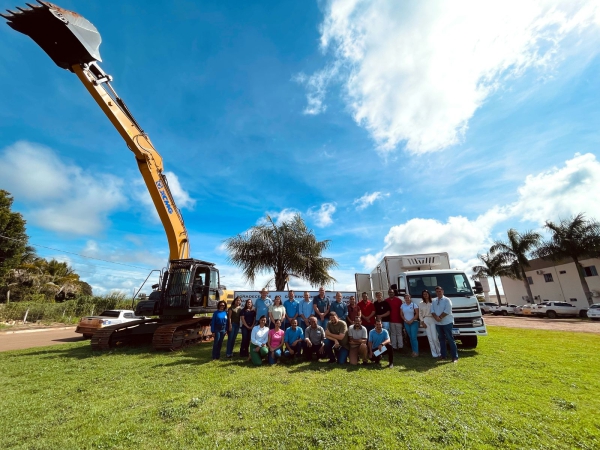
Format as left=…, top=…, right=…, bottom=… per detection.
left=190, top=267, right=210, bottom=307
left=207, top=269, right=220, bottom=308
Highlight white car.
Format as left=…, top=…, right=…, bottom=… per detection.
left=494, top=304, right=517, bottom=316
left=480, top=302, right=498, bottom=314
left=75, top=310, right=146, bottom=338
left=587, top=303, right=600, bottom=321
left=532, top=302, right=582, bottom=319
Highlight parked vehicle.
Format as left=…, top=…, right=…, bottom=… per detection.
left=480, top=302, right=498, bottom=315
left=75, top=310, right=147, bottom=339
left=514, top=305, right=525, bottom=316
left=494, top=304, right=517, bottom=316
left=521, top=304, right=534, bottom=316
left=532, top=302, right=585, bottom=319
left=587, top=303, right=600, bottom=321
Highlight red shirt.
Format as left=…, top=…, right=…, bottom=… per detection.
left=358, top=300, right=375, bottom=326
left=386, top=296, right=403, bottom=323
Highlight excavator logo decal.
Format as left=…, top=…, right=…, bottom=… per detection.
left=155, top=181, right=174, bottom=214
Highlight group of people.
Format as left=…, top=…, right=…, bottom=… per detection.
left=210, top=286, right=459, bottom=367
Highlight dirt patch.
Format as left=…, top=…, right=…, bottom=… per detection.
left=484, top=315, right=600, bottom=334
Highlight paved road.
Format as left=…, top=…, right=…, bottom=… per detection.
left=484, top=315, right=600, bottom=334
left=0, top=328, right=82, bottom=352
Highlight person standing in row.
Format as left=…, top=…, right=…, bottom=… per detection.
left=348, top=316, right=369, bottom=365
left=401, top=294, right=419, bottom=357
left=368, top=318, right=393, bottom=368
left=313, top=286, right=330, bottom=329
left=239, top=299, right=256, bottom=358
left=225, top=296, right=242, bottom=358
left=255, top=289, right=272, bottom=327
left=250, top=315, right=269, bottom=365
left=283, top=290, right=299, bottom=330
left=385, top=289, right=404, bottom=351
left=267, top=319, right=285, bottom=365
left=347, top=295, right=360, bottom=326
left=324, top=312, right=349, bottom=364
left=419, top=290, right=441, bottom=358
left=329, top=292, right=348, bottom=322
left=298, top=291, right=314, bottom=332
left=358, top=292, right=375, bottom=333
left=374, top=292, right=391, bottom=331
left=210, top=300, right=228, bottom=360
left=431, top=286, right=458, bottom=363
left=304, top=316, right=326, bottom=361
left=284, top=318, right=304, bottom=359
left=268, top=295, right=286, bottom=329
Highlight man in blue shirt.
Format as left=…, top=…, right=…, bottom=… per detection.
left=329, top=292, right=348, bottom=322
left=431, top=285, right=458, bottom=362
left=313, top=286, right=331, bottom=329
left=284, top=318, right=304, bottom=359
left=254, top=288, right=272, bottom=327
left=368, top=318, right=393, bottom=368
left=283, top=290, right=299, bottom=331
left=298, top=291, right=314, bottom=332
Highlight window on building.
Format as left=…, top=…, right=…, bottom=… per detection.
left=527, top=277, right=533, bottom=285
left=544, top=273, right=554, bottom=282
left=569, top=298, right=577, bottom=302
left=559, top=270, right=566, bottom=274
left=583, top=266, right=598, bottom=277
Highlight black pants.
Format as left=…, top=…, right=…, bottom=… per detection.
left=303, top=342, right=324, bottom=360
left=370, top=343, right=394, bottom=364
left=239, top=326, right=252, bottom=357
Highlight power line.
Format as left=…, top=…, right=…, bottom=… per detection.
left=0, top=234, right=153, bottom=270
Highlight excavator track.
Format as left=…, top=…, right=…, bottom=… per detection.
left=152, top=317, right=212, bottom=351
left=91, top=318, right=161, bottom=351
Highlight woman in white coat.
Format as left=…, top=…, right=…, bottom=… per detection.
left=419, top=290, right=441, bottom=358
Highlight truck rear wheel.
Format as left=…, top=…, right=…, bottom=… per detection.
left=502, top=310, right=508, bottom=316
left=546, top=310, right=557, bottom=319
left=458, top=336, right=477, bottom=349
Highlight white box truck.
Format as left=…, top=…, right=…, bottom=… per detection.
left=355, top=252, right=487, bottom=348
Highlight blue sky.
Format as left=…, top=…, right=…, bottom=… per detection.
left=1, top=0, right=599, bottom=295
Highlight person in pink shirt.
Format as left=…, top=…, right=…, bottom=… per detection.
left=385, top=289, right=404, bottom=351
left=268, top=319, right=285, bottom=365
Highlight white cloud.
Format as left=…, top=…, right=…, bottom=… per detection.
left=353, top=191, right=389, bottom=210
left=305, top=0, right=600, bottom=153
left=307, top=203, right=337, bottom=227
left=133, top=170, right=195, bottom=222
left=0, top=141, right=126, bottom=235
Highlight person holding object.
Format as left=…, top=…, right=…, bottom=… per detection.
left=225, top=296, right=242, bottom=358
left=267, top=319, right=285, bottom=365
left=368, top=318, right=394, bottom=368
left=401, top=294, right=419, bottom=357
left=269, top=295, right=286, bottom=329
left=313, top=286, right=330, bottom=329
left=348, top=316, right=369, bottom=365
left=385, top=289, right=404, bottom=352
left=298, top=291, right=314, bottom=332
left=324, top=312, right=349, bottom=364
left=303, top=316, right=326, bottom=361
left=419, top=290, right=441, bottom=358
left=239, top=299, right=256, bottom=358
left=250, top=315, right=269, bottom=365
left=210, top=300, right=228, bottom=360
left=431, top=286, right=458, bottom=363
left=284, top=318, right=304, bottom=359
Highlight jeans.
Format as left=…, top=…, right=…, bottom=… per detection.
left=317, top=318, right=329, bottom=329
left=225, top=323, right=240, bottom=357
left=436, top=322, right=458, bottom=360
left=239, top=326, right=252, bottom=357
left=404, top=321, right=419, bottom=354
left=324, top=339, right=349, bottom=364
left=268, top=348, right=282, bottom=364
left=250, top=345, right=268, bottom=365
left=382, top=322, right=390, bottom=331
left=212, top=330, right=226, bottom=359
left=284, top=342, right=303, bottom=358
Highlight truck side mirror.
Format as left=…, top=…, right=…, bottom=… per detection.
left=474, top=281, right=484, bottom=294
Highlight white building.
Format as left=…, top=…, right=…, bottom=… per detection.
left=500, top=257, right=600, bottom=309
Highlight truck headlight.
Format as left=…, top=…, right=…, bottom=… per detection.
left=472, top=318, right=483, bottom=327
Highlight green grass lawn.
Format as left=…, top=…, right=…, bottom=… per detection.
left=0, top=326, right=598, bottom=450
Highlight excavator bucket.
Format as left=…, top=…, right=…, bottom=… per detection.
left=2, top=1, right=101, bottom=70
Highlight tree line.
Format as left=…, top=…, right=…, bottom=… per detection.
left=472, top=213, right=600, bottom=306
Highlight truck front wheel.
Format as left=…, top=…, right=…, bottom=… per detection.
left=546, top=310, right=557, bottom=319
left=458, top=336, right=477, bottom=349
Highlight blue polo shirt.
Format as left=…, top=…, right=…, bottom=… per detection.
left=284, top=299, right=299, bottom=319
left=313, top=295, right=330, bottom=314
left=329, top=301, right=348, bottom=320
left=368, top=328, right=390, bottom=348
left=255, top=297, right=272, bottom=321
left=298, top=300, right=314, bottom=320
left=284, top=327, right=304, bottom=345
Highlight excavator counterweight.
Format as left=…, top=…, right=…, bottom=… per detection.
left=2, top=1, right=101, bottom=70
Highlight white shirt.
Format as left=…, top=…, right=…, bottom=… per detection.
left=251, top=325, right=269, bottom=346
left=401, top=302, right=418, bottom=321
left=419, top=301, right=433, bottom=319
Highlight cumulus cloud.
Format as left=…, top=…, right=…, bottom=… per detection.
left=0, top=142, right=126, bottom=235
left=353, top=191, right=389, bottom=210
left=307, top=203, right=337, bottom=227
left=304, top=0, right=600, bottom=153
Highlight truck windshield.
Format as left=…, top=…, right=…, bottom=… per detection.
left=406, top=273, right=473, bottom=298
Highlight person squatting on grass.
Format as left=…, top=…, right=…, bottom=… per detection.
left=226, top=296, right=242, bottom=358
left=210, top=301, right=228, bottom=360
left=419, top=289, right=441, bottom=358
left=401, top=294, right=420, bottom=357
left=431, top=286, right=459, bottom=363
left=368, top=318, right=394, bottom=368
left=324, top=312, right=349, bottom=364
left=284, top=318, right=304, bottom=359
left=268, top=319, right=285, bottom=364
left=250, top=316, right=269, bottom=365
left=348, top=315, right=369, bottom=365
left=385, top=289, right=404, bottom=351
left=239, top=299, right=256, bottom=358
left=303, top=316, right=326, bottom=361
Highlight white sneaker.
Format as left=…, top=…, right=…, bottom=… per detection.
left=388, top=363, right=394, bottom=369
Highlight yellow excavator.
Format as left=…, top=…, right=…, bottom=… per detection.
left=3, top=1, right=221, bottom=350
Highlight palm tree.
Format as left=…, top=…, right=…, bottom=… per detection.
left=533, top=213, right=600, bottom=306
left=472, top=252, right=508, bottom=306
left=225, top=214, right=337, bottom=291
left=490, top=229, right=541, bottom=303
